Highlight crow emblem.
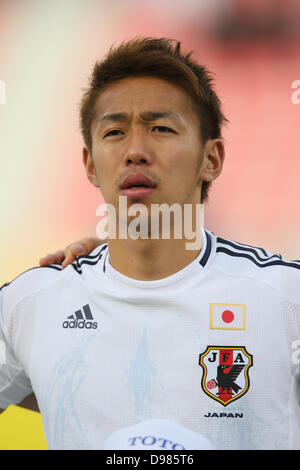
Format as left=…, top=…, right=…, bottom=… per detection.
left=199, top=346, right=253, bottom=406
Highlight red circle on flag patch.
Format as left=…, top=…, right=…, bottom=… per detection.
left=222, top=310, right=234, bottom=323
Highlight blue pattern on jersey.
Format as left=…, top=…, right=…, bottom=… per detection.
left=43, top=334, right=97, bottom=449
left=125, top=326, right=158, bottom=421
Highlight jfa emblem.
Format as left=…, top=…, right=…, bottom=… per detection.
left=199, top=346, right=253, bottom=407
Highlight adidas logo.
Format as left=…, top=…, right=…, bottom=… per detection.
left=62, top=304, right=98, bottom=329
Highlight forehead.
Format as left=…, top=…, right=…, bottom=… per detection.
left=93, top=76, right=197, bottom=121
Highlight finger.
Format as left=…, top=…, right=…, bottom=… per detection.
left=51, top=250, right=65, bottom=264
left=64, top=242, right=86, bottom=260
left=61, top=238, right=103, bottom=269
left=39, top=255, right=53, bottom=267
left=61, top=242, right=87, bottom=269
left=80, top=237, right=104, bottom=254
left=39, top=250, right=65, bottom=266
left=61, top=254, right=77, bottom=269
left=64, top=238, right=102, bottom=261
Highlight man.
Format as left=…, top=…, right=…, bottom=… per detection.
left=1, top=37, right=300, bottom=450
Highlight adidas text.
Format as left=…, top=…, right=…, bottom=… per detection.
left=62, top=319, right=98, bottom=329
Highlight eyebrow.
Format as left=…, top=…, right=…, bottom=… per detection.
left=96, top=111, right=182, bottom=125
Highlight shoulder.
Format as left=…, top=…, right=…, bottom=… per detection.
left=0, top=243, right=109, bottom=307
left=0, top=242, right=109, bottom=300
left=210, top=232, right=300, bottom=305
left=0, top=263, right=69, bottom=313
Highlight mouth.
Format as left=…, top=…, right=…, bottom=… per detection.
left=120, top=172, right=157, bottom=199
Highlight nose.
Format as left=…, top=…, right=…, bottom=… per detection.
left=123, top=128, right=153, bottom=167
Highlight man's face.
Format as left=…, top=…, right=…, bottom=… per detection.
left=84, top=76, right=209, bottom=211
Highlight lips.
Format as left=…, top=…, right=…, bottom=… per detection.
left=120, top=173, right=156, bottom=190
left=120, top=172, right=157, bottom=199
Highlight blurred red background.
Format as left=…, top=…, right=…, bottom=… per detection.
left=1, top=0, right=299, bottom=286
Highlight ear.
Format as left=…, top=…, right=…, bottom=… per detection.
left=199, top=138, right=225, bottom=184
left=82, top=147, right=100, bottom=188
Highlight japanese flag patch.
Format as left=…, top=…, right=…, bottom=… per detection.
left=210, top=303, right=246, bottom=330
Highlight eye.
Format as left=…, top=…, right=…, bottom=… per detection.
left=103, top=129, right=124, bottom=138
left=151, top=126, right=175, bottom=133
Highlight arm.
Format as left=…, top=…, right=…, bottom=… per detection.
left=0, top=243, right=88, bottom=415
left=39, top=237, right=103, bottom=269
left=0, top=286, right=37, bottom=414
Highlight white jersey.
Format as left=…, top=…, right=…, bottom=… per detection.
left=0, top=229, right=300, bottom=450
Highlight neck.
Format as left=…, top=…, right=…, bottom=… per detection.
left=108, top=233, right=203, bottom=281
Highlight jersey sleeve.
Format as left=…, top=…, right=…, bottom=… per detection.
left=0, top=286, right=33, bottom=409
left=281, top=260, right=300, bottom=307
left=281, top=262, right=300, bottom=408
